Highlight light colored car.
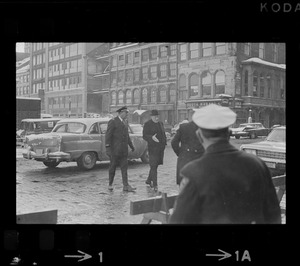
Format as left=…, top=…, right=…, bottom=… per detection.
left=240, top=126, right=286, bottom=176
left=22, top=118, right=149, bottom=170
left=230, top=122, right=269, bottom=139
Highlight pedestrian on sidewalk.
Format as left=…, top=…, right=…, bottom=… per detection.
left=169, top=104, right=281, bottom=224
left=171, top=119, right=205, bottom=190
left=142, top=109, right=167, bottom=192
left=105, top=106, right=136, bottom=192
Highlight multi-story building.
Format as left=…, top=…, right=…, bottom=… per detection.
left=16, top=55, right=30, bottom=98
left=108, top=42, right=178, bottom=125
left=29, top=42, right=109, bottom=117
left=23, top=43, right=285, bottom=127
left=177, top=43, right=285, bottom=127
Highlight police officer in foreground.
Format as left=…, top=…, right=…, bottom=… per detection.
left=169, top=104, right=281, bottom=224
left=171, top=118, right=205, bottom=190
left=105, top=106, right=136, bottom=192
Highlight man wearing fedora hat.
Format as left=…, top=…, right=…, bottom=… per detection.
left=142, top=109, right=167, bottom=191
left=105, top=106, right=136, bottom=192
left=169, top=104, right=281, bottom=224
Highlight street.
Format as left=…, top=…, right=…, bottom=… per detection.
left=16, top=137, right=285, bottom=224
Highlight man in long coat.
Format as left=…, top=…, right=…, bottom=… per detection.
left=142, top=109, right=167, bottom=191
left=171, top=121, right=205, bottom=187
left=105, top=106, right=136, bottom=192
left=169, top=104, right=281, bottom=224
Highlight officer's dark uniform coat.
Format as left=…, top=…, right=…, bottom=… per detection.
left=169, top=140, right=281, bottom=224
left=142, top=119, right=167, bottom=166
left=105, top=116, right=134, bottom=156
left=171, top=122, right=205, bottom=185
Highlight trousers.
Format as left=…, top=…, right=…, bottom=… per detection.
left=146, top=164, right=159, bottom=187
left=108, top=154, right=129, bottom=186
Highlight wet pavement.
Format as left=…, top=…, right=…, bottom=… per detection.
left=16, top=137, right=285, bottom=224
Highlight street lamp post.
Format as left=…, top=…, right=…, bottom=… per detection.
left=248, top=108, right=252, bottom=123
left=68, top=96, right=71, bottom=117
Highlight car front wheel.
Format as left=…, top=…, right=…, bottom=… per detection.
left=43, top=161, right=60, bottom=168
left=235, top=136, right=240, bottom=139
left=77, top=152, right=97, bottom=170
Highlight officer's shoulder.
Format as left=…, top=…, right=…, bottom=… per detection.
left=181, top=158, right=202, bottom=179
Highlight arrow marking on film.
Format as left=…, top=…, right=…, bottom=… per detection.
left=65, top=250, right=92, bottom=262
left=206, top=249, right=232, bottom=261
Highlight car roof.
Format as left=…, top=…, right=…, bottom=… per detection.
left=21, top=118, right=61, bottom=122
left=56, top=117, right=111, bottom=128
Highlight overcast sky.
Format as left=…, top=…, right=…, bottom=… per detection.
left=16, top=42, right=25, bottom=52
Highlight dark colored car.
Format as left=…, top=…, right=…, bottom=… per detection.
left=240, top=126, right=286, bottom=176
left=230, top=122, right=269, bottom=139
left=22, top=118, right=149, bottom=170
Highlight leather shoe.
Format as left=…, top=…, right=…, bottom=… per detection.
left=108, top=185, right=114, bottom=191
left=123, top=185, right=137, bottom=192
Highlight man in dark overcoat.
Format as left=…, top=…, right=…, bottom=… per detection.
left=169, top=104, right=281, bottom=224
left=105, top=106, right=136, bottom=192
left=171, top=120, right=205, bottom=187
left=142, top=109, right=167, bottom=191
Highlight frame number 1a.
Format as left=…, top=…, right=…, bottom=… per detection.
left=235, top=250, right=251, bottom=262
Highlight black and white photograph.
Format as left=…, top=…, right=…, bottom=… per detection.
left=16, top=42, right=286, bottom=224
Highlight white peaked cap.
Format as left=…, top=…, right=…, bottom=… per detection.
left=192, top=104, right=237, bottom=130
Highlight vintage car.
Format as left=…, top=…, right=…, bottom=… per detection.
left=230, top=122, right=269, bottom=139
left=22, top=117, right=149, bottom=170
left=240, top=126, right=286, bottom=176
left=16, top=118, right=61, bottom=146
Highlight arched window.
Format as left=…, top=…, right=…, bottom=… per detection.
left=133, top=88, right=140, bottom=104
left=125, top=89, right=132, bottom=104
left=142, top=88, right=148, bottom=103
left=189, top=73, right=199, bottom=98
left=260, top=73, right=265, bottom=98
left=111, top=91, right=116, bottom=105
left=118, top=90, right=124, bottom=105
left=244, top=70, right=248, bottom=96
left=150, top=87, right=156, bottom=103
left=253, top=71, right=258, bottom=97
left=215, top=70, right=225, bottom=96
left=202, top=72, right=212, bottom=97
left=179, top=74, right=187, bottom=100
left=158, top=86, right=167, bottom=103
left=169, top=84, right=176, bottom=103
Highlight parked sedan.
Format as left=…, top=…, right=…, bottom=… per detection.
left=240, top=126, right=286, bottom=176
left=22, top=118, right=149, bottom=170
left=230, top=122, right=269, bottom=139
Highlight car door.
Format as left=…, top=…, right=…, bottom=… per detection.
left=88, top=122, right=102, bottom=158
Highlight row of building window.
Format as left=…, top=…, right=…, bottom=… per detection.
left=48, top=95, right=83, bottom=108
left=32, top=42, right=61, bottom=52
left=111, top=86, right=177, bottom=105
left=110, top=63, right=177, bottom=85
left=111, top=44, right=177, bottom=68
left=32, top=44, right=83, bottom=66
left=178, top=71, right=225, bottom=99
left=179, top=43, right=226, bottom=61
left=244, top=70, right=285, bottom=99
left=17, top=86, right=30, bottom=96
left=17, top=74, right=29, bottom=84
left=48, top=75, right=82, bottom=91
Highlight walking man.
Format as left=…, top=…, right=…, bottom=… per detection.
left=171, top=120, right=205, bottom=189
left=105, top=106, right=136, bottom=192
left=169, top=104, right=281, bottom=224
left=142, top=110, right=167, bottom=191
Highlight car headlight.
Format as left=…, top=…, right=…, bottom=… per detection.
left=243, top=149, right=257, bottom=155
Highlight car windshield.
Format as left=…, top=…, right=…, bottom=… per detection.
left=130, top=124, right=143, bottom=134
left=266, top=128, right=286, bottom=142
left=53, top=122, right=86, bottom=134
